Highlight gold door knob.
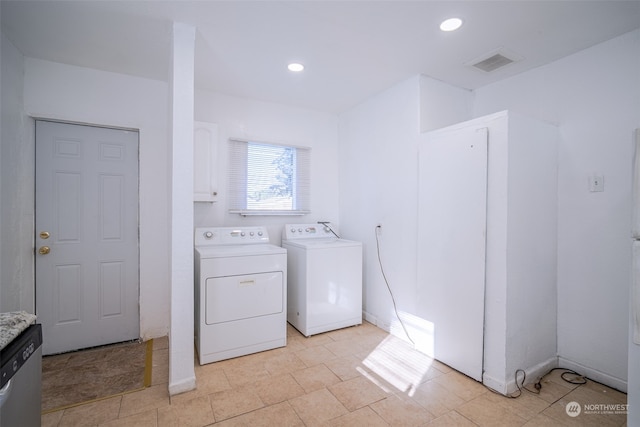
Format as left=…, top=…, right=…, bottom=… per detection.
left=38, top=246, right=50, bottom=255
left=39, top=231, right=50, bottom=239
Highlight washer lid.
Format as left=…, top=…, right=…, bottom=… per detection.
left=196, top=244, right=286, bottom=258
left=282, top=237, right=362, bottom=249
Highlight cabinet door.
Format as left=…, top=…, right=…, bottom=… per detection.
left=194, top=121, right=218, bottom=202
left=418, top=126, right=488, bottom=382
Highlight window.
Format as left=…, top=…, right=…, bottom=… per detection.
left=228, top=139, right=310, bottom=215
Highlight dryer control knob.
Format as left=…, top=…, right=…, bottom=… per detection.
left=250, top=232, right=255, bottom=236
left=241, top=232, right=246, bottom=237
left=204, top=231, right=213, bottom=239
left=258, top=231, right=263, bottom=236
left=291, top=228, right=296, bottom=233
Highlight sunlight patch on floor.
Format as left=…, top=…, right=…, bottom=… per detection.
left=362, top=313, right=436, bottom=397
left=389, top=311, right=435, bottom=358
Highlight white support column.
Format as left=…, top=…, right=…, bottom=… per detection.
left=168, top=21, right=196, bottom=396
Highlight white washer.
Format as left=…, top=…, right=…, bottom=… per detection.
left=282, top=224, right=362, bottom=337
left=194, top=226, right=287, bottom=364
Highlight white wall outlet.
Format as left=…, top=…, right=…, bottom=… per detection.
left=589, top=175, right=604, bottom=192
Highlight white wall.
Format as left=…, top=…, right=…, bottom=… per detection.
left=504, top=113, right=558, bottom=387
left=22, top=58, right=171, bottom=340
left=339, top=30, right=639, bottom=408
left=341, top=74, right=476, bottom=336
left=194, top=90, right=340, bottom=244
left=474, top=29, right=640, bottom=393
left=419, top=76, right=473, bottom=132
left=0, top=31, right=34, bottom=313
left=338, top=76, right=421, bottom=335
left=338, top=74, right=473, bottom=338
left=338, top=75, right=474, bottom=338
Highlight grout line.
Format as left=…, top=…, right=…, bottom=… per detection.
left=41, top=388, right=142, bottom=415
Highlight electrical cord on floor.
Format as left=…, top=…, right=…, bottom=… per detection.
left=374, top=225, right=415, bottom=346
left=500, top=367, right=587, bottom=399
left=508, top=369, right=542, bottom=398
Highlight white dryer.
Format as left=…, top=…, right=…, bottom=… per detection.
left=282, top=224, right=362, bottom=337
left=194, top=227, right=287, bottom=364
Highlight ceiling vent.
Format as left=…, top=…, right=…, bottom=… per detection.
left=467, top=48, right=522, bottom=73
left=472, top=53, right=514, bottom=72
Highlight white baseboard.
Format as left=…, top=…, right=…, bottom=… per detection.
left=507, top=357, right=558, bottom=395
left=362, top=310, right=423, bottom=349
left=363, top=311, right=381, bottom=329
left=483, top=357, right=558, bottom=395
left=482, top=373, right=508, bottom=395
left=362, top=310, right=629, bottom=395
left=558, top=357, right=627, bottom=393
left=169, top=376, right=197, bottom=396
left=363, top=311, right=394, bottom=333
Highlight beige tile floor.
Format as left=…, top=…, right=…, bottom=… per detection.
left=42, top=322, right=628, bottom=426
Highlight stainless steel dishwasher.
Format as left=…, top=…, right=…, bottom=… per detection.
left=0, top=323, right=43, bottom=427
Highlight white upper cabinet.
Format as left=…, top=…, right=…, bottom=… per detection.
left=194, top=121, right=219, bottom=202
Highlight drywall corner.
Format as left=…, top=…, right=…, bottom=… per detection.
left=419, top=75, right=473, bottom=133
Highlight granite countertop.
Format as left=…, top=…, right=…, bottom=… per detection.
left=0, top=311, right=37, bottom=351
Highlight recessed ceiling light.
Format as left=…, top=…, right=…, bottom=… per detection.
left=288, top=63, right=304, bottom=72
left=440, top=18, right=463, bottom=32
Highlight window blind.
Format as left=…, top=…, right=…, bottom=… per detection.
left=228, top=139, right=311, bottom=215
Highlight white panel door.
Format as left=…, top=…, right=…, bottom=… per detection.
left=35, top=120, right=139, bottom=355
left=418, top=126, right=488, bottom=381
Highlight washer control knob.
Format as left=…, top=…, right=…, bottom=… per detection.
left=241, top=232, right=246, bottom=237
left=298, top=228, right=303, bottom=233
left=291, top=228, right=296, bottom=233
left=258, top=231, right=263, bottom=236
left=250, top=231, right=255, bottom=236
left=204, top=231, right=213, bottom=239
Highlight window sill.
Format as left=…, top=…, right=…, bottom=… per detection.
left=230, top=210, right=310, bottom=217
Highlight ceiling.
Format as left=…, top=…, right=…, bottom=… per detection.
left=2, top=1, right=639, bottom=114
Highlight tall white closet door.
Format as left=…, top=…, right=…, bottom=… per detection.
left=633, top=242, right=640, bottom=345
left=633, top=128, right=640, bottom=345
left=418, top=126, right=488, bottom=382
left=632, top=129, right=640, bottom=239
